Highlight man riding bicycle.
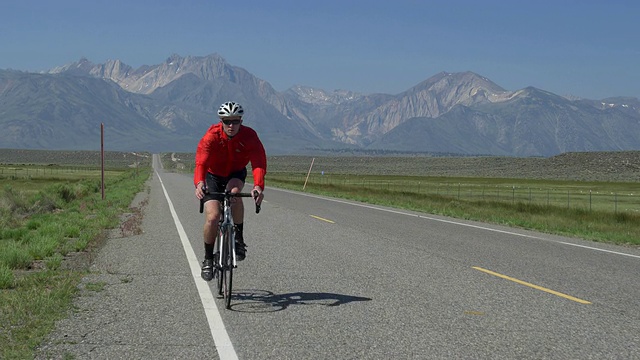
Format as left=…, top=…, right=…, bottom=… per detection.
left=194, top=101, right=266, bottom=281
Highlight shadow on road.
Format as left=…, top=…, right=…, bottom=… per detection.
left=229, top=289, right=372, bottom=313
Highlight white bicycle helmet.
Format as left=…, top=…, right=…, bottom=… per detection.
left=217, top=101, right=244, bottom=118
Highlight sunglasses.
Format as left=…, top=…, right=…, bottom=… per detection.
left=221, top=119, right=242, bottom=126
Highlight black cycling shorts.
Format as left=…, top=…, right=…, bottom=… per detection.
left=203, top=168, right=247, bottom=202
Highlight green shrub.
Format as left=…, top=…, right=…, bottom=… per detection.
left=52, top=183, right=76, bottom=203
left=32, top=193, right=61, bottom=213
left=0, top=242, right=33, bottom=269
left=0, top=227, right=29, bottom=241
left=26, top=218, right=42, bottom=230
left=2, top=186, right=29, bottom=214
left=38, top=222, right=64, bottom=239
left=45, top=253, right=64, bottom=270
left=63, top=223, right=81, bottom=238
left=27, top=234, right=58, bottom=260
left=0, top=264, right=14, bottom=289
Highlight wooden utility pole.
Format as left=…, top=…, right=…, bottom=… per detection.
left=101, top=123, right=105, bottom=200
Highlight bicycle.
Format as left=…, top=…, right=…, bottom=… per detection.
left=200, top=189, right=261, bottom=309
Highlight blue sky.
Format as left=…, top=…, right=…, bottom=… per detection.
left=1, top=0, right=638, bottom=99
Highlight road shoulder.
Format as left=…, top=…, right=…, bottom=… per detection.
left=36, top=173, right=215, bottom=359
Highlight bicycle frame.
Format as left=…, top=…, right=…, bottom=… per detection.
left=199, top=188, right=261, bottom=309
left=215, top=194, right=237, bottom=269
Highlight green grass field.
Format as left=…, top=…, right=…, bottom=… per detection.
left=276, top=172, right=639, bottom=213
left=267, top=173, right=640, bottom=245
left=0, top=161, right=151, bottom=359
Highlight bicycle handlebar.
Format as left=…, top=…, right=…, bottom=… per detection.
left=199, top=190, right=261, bottom=214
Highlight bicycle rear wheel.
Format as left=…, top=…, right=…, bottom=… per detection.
left=222, top=227, right=234, bottom=309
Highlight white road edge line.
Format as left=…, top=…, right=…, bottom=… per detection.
left=157, top=172, right=239, bottom=360
left=275, top=188, right=640, bottom=260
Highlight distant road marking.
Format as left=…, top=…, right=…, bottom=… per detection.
left=310, top=215, right=335, bottom=223
left=473, top=266, right=592, bottom=304
left=274, top=188, right=640, bottom=260
left=157, top=171, right=239, bottom=360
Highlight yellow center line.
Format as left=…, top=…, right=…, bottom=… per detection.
left=473, top=266, right=592, bottom=305
left=309, top=215, right=335, bottom=223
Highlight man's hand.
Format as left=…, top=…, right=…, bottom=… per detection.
left=195, top=181, right=205, bottom=200
left=251, top=186, right=264, bottom=206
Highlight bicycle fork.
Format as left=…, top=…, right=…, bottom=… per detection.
left=215, top=223, right=237, bottom=269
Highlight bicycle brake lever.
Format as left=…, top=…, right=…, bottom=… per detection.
left=199, top=185, right=207, bottom=214
left=252, top=189, right=261, bottom=214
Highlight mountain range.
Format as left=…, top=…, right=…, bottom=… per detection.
left=1, top=53, right=639, bottom=157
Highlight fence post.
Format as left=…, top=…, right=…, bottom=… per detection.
left=101, top=122, right=105, bottom=200
left=547, top=189, right=550, bottom=206
left=303, top=157, right=315, bottom=191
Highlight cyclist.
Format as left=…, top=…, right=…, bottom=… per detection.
left=194, top=101, right=266, bottom=281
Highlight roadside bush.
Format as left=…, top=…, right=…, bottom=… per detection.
left=0, top=207, right=18, bottom=229
left=1, top=186, right=64, bottom=217
left=2, top=186, right=30, bottom=214
left=0, top=242, right=33, bottom=269
left=51, top=183, right=76, bottom=203
left=0, top=227, right=29, bottom=241
left=45, top=253, right=64, bottom=270
left=30, top=192, right=61, bottom=214
left=38, top=181, right=100, bottom=207
left=63, top=223, right=81, bottom=238
left=80, top=179, right=101, bottom=196
left=0, top=264, right=14, bottom=289
left=27, top=234, right=58, bottom=260
left=614, top=211, right=639, bottom=224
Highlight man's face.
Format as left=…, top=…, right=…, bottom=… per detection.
left=220, top=117, right=242, bottom=137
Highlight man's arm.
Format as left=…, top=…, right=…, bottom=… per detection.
left=249, top=134, right=267, bottom=205
left=250, top=140, right=267, bottom=189
left=194, top=133, right=212, bottom=187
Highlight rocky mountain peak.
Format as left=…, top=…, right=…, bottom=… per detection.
left=8, top=55, right=636, bottom=156
left=286, top=85, right=365, bottom=106
left=405, top=71, right=509, bottom=105
left=48, top=53, right=236, bottom=94
left=336, top=71, right=515, bottom=145
left=48, top=57, right=96, bottom=75
left=98, top=59, right=133, bottom=83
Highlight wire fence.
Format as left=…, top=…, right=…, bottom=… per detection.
left=272, top=173, right=640, bottom=214
left=1, top=166, right=102, bottom=177
left=0, top=165, right=144, bottom=182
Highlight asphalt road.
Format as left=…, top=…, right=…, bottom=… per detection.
left=38, top=155, right=640, bottom=359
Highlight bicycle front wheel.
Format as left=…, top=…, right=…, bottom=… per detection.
left=222, top=227, right=234, bottom=309
left=215, top=231, right=223, bottom=297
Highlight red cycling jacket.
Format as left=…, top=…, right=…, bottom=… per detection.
left=193, top=123, right=267, bottom=189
